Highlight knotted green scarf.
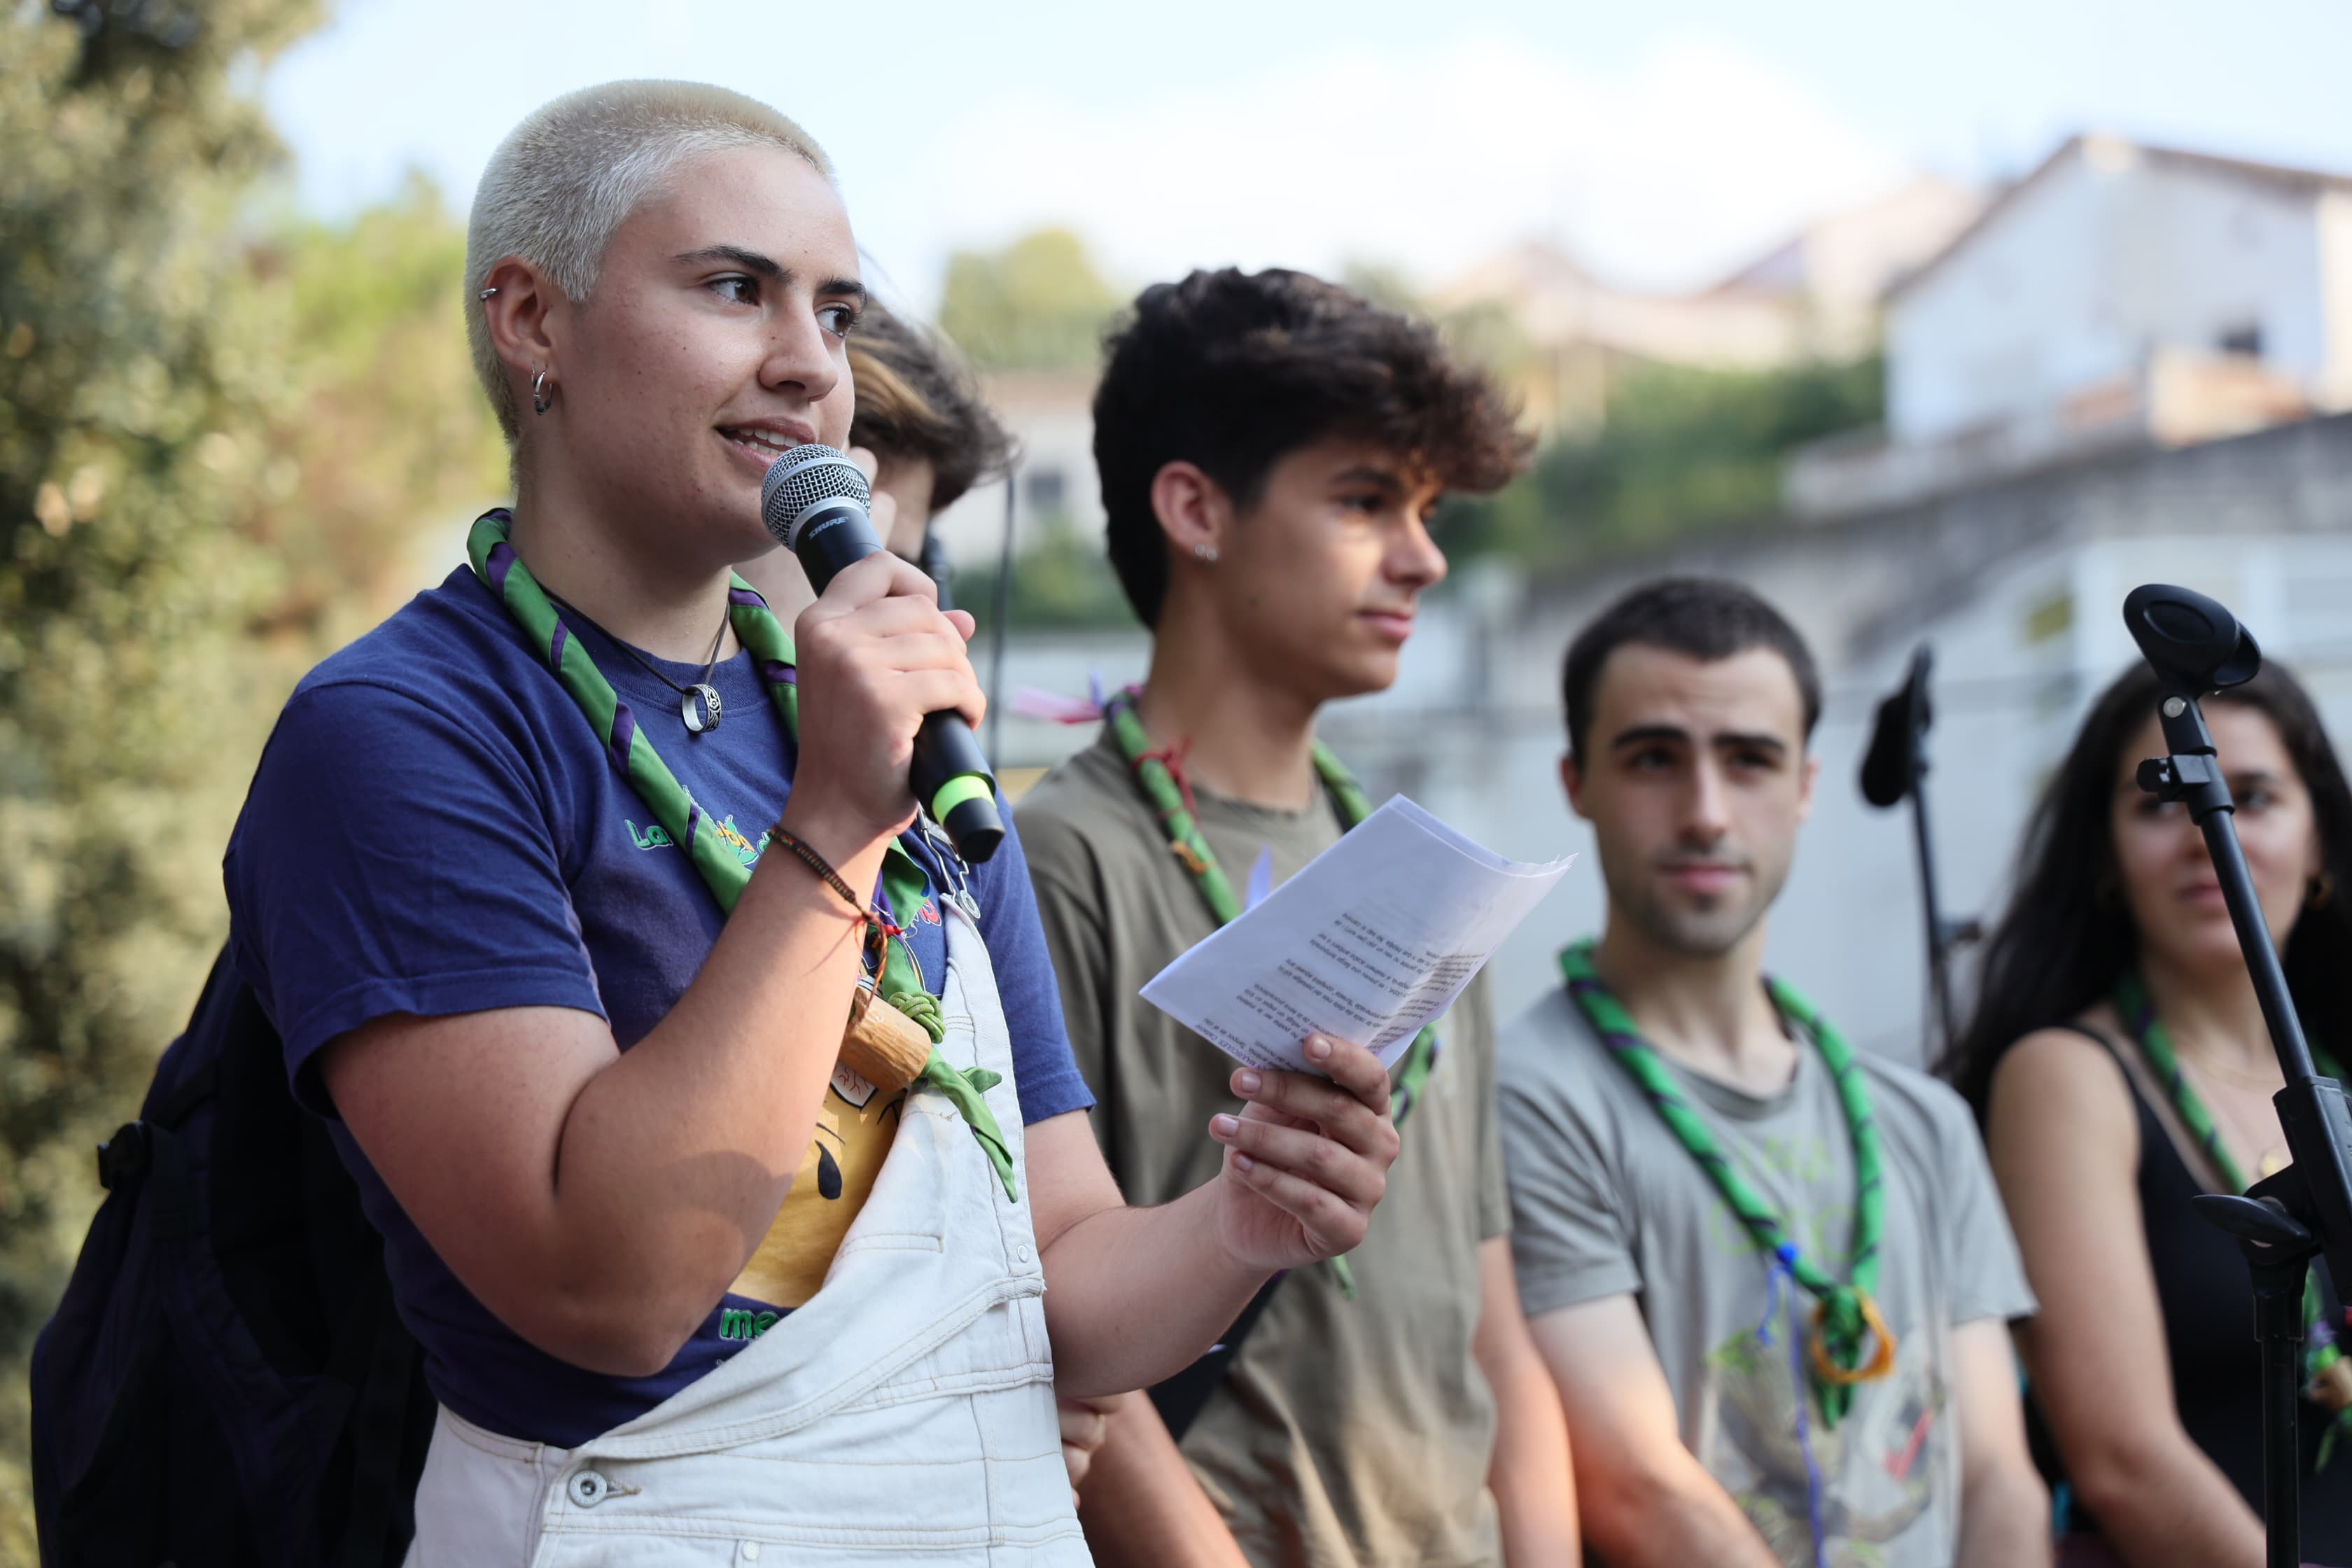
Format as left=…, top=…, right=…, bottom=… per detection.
left=1561, top=938, right=1891, bottom=1427
left=466, top=509, right=1016, bottom=1200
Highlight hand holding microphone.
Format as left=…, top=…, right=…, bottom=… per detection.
left=764, top=445, right=1005, bottom=863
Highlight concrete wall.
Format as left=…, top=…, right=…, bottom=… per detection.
left=988, top=412, right=2352, bottom=1065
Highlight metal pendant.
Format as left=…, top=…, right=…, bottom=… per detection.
left=682, top=683, right=723, bottom=734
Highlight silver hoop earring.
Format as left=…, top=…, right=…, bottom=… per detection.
left=532, top=366, right=552, bottom=416
left=477, top=286, right=499, bottom=300
left=1193, top=542, right=1218, bottom=564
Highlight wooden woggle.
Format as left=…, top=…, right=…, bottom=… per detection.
left=839, top=983, right=932, bottom=1093
left=2309, top=1355, right=2352, bottom=1413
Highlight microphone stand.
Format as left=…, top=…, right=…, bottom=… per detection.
left=2124, top=584, right=2352, bottom=1568
left=1858, top=645, right=1971, bottom=1050
left=986, top=463, right=1017, bottom=769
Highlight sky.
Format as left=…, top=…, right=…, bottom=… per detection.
left=264, top=0, right=2352, bottom=314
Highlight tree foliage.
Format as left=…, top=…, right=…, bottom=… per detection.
left=937, top=227, right=1122, bottom=373
left=0, top=7, right=504, bottom=1553
left=955, top=517, right=1134, bottom=633
left=1437, top=354, right=1883, bottom=566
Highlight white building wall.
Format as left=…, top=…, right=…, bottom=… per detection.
left=2316, top=190, right=2352, bottom=410
left=1890, top=142, right=2330, bottom=444
left=986, top=523, right=2352, bottom=1068
left=1891, top=151, right=2116, bottom=442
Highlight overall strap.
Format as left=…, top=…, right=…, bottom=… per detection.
left=465, top=510, right=1015, bottom=1199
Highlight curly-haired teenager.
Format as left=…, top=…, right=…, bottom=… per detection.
left=1949, top=663, right=2352, bottom=1568
left=225, top=88, right=1405, bottom=1560
left=1016, top=268, right=1578, bottom=1568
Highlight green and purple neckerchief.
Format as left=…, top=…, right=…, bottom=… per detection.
left=1100, top=686, right=1437, bottom=1296
left=2115, top=970, right=2352, bottom=1466
left=1562, top=937, right=1889, bottom=1568
left=464, top=508, right=1017, bottom=1200
left=1559, top=939, right=1893, bottom=1427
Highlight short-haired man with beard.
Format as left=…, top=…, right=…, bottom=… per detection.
left=1018, top=267, right=1580, bottom=1567
left=1499, top=579, right=2049, bottom=1568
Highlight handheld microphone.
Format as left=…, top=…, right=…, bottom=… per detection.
left=761, top=445, right=1004, bottom=864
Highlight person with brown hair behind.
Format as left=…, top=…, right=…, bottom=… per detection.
left=1947, top=661, right=2352, bottom=1567
left=1017, top=267, right=1580, bottom=1567
left=740, top=296, right=1011, bottom=623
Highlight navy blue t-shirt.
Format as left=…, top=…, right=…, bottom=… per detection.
left=223, top=568, right=1091, bottom=1447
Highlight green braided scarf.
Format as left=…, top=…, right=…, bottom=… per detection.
left=1561, top=938, right=1890, bottom=1427
left=1101, top=687, right=1436, bottom=1298
left=465, top=508, right=1018, bottom=1200
left=2115, top=970, right=2352, bottom=1465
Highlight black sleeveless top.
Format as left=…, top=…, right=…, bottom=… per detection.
left=2026, top=1027, right=2352, bottom=1558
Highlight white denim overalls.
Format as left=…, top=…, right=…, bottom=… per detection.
left=403, top=902, right=1091, bottom=1565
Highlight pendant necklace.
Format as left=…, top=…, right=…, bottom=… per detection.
left=545, top=587, right=729, bottom=734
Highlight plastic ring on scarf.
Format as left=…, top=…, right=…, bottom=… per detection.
left=1808, top=1290, right=1899, bottom=1386
left=682, top=682, right=723, bottom=734
left=2309, top=1351, right=2352, bottom=1411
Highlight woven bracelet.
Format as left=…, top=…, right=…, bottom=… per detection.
left=769, top=825, right=869, bottom=919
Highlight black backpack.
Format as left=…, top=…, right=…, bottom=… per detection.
left=30, top=948, right=434, bottom=1567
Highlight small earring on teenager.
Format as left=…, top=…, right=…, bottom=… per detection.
left=2310, top=871, right=2336, bottom=909
left=531, top=365, right=554, bottom=416
left=1192, top=542, right=1218, bottom=564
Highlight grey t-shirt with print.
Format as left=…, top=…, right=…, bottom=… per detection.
left=1498, top=985, right=2034, bottom=1568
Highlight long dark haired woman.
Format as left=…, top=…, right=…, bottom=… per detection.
left=1948, top=660, right=2352, bottom=1567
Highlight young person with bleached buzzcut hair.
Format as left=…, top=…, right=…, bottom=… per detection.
left=1018, top=266, right=1580, bottom=1568
left=222, top=81, right=1408, bottom=1562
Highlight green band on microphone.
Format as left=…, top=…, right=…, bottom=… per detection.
left=930, top=771, right=995, bottom=826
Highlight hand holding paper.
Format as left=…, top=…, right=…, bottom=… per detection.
left=1141, top=797, right=1574, bottom=1075
left=1206, top=1032, right=1401, bottom=1269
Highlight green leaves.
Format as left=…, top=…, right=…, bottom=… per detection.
left=1436, top=356, right=1884, bottom=566
left=0, top=8, right=505, bottom=1546
left=937, top=228, right=1121, bottom=374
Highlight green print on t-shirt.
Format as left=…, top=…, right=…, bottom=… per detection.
left=1702, top=1132, right=1853, bottom=1273
left=718, top=1308, right=783, bottom=1342
left=626, top=814, right=769, bottom=867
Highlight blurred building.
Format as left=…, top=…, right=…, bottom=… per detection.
left=1435, top=176, right=1982, bottom=433
left=926, top=368, right=1101, bottom=572
left=1790, top=134, right=2352, bottom=517
left=928, top=175, right=1985, bottom=559
left=984, top=413, right=2352, bottom=1063
left=956, top=143, right=2352, bottom=1070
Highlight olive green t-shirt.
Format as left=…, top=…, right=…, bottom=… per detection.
left=1018, top=725, right=1509, bottom=1568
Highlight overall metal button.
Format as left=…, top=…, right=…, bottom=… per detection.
left=568, top=1469, right=610, bottom=1507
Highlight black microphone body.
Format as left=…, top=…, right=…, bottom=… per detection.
left=762, top=447, right=1004, bottom=864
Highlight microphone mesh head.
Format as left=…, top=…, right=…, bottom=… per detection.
left=760, top=444, right=871, bottom=550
